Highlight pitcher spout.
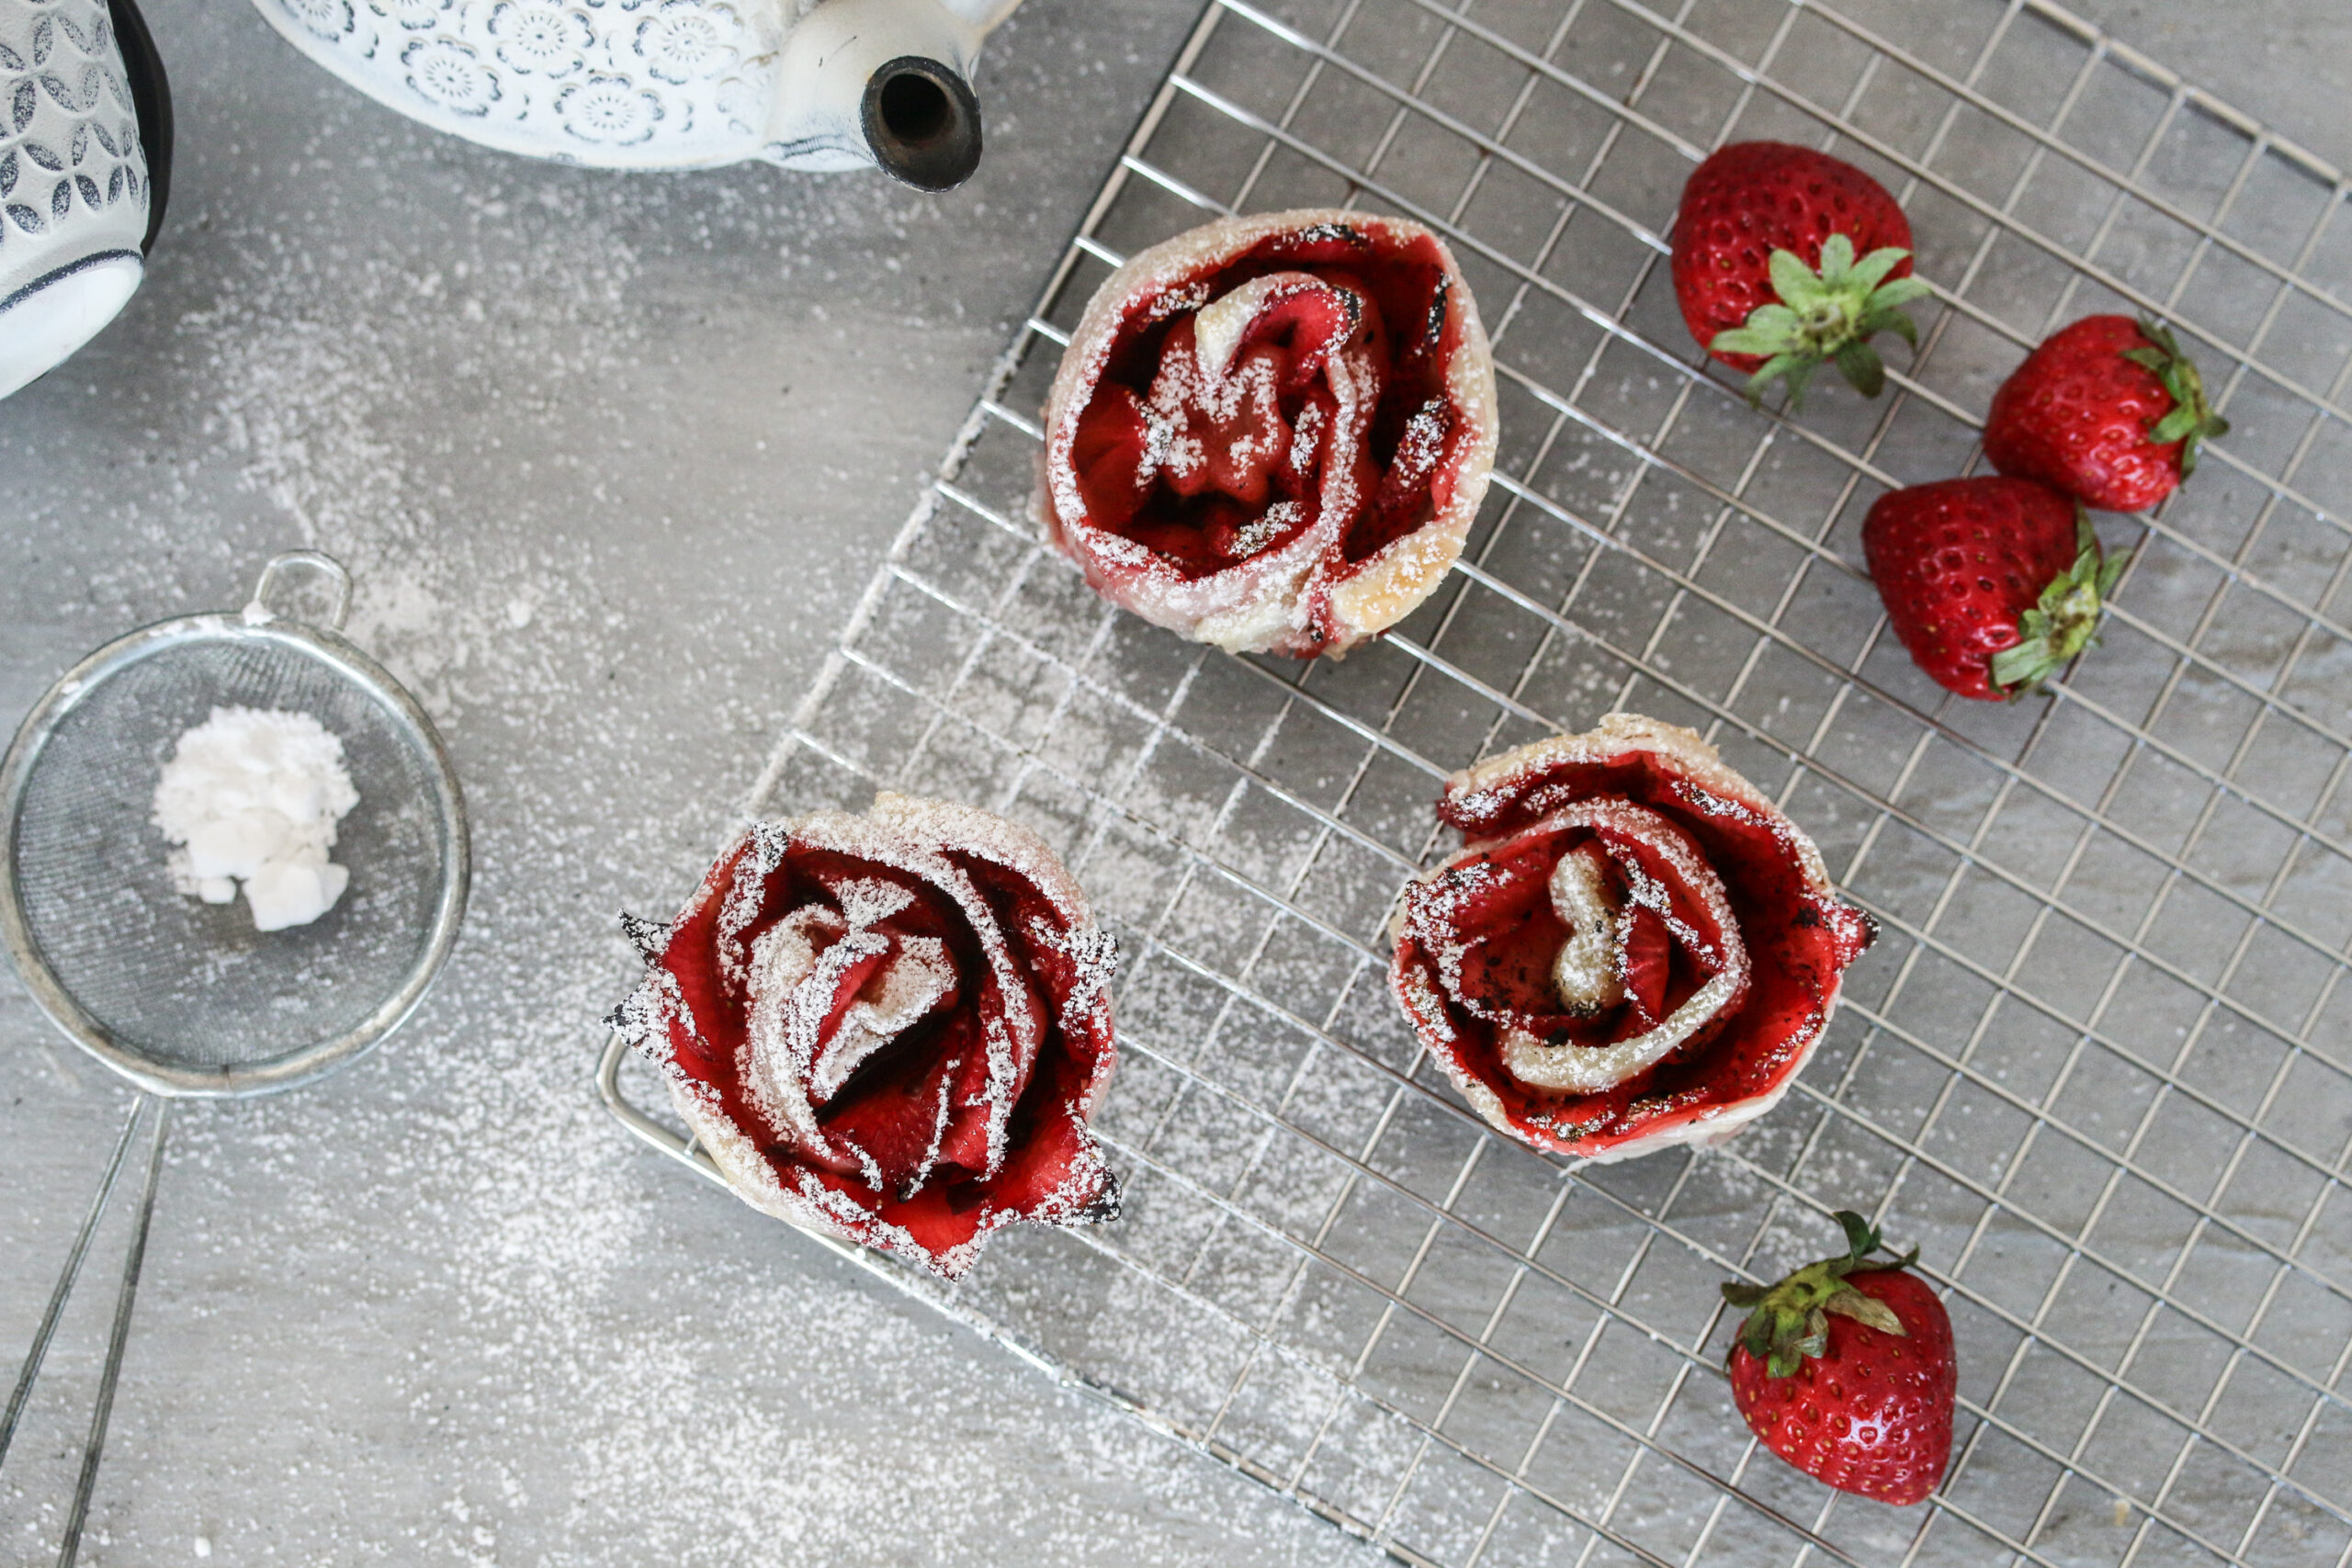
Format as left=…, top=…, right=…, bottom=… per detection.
left=862, top=56, right=984, bottom=190
left=765, top=0, right=987, bottom=190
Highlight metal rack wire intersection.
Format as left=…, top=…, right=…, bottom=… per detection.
left=602, top=0, right=2352, bottom=1562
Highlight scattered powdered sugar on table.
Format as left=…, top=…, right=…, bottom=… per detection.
left=0, top=8, right=1391, bottom=1559
left=153, top=705, right=359, bottom=932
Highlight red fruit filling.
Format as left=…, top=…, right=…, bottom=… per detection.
left=1391, top=718, right=1872, bottom=1160
left=615, top=795, right=1118, bottom=1279
left=1042, top=212, right=1495, bottom=658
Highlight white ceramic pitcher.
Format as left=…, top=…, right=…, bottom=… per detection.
left=249, top=0, right=1019, bottom=188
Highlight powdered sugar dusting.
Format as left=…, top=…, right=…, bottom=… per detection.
left=1447, top=713, right=1837, bottom=892
left=1405, top=793, right=1757, bottom=1086
left=1035, top=208, right=1498, bottom=659
left=1546, top=844, right=1623, bottom=1013
left=1, top=85, right=1367, bottom=1566
left=793, top=805, right=1047, bottom=1171
left=616, top=791, right=1125, bottom=1280
left=1392, top=716, right=1867, bottom=1164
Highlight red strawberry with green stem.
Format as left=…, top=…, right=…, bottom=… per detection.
left=1862, top=477, right=2125, bottom=701
left=1723, top=1211, right=1957, bottom=1506
left=1672, top=141, right=1933, bottom=407
left=1984, top=314, right=2228, bottom=513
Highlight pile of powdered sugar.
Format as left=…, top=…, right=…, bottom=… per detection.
left=152, top=705, right=360, bottom=932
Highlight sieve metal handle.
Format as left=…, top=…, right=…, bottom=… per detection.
left=243, top=551, right=353, bottom=631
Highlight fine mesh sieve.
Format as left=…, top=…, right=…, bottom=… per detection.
left=0, top=551, right=469, bottom=1097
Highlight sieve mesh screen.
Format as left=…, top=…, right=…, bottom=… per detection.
left=10, top=626, right=452, bottom=1074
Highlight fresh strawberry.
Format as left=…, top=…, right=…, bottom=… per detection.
left=1671, top=141, right=1932, bottom=406
left=1862, top=477, right=2123, bottom=701
left=1723, top=1211, right=1956, bottom=1506
left=1983, top=314, right=2228, bottom=513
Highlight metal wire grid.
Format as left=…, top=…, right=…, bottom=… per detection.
left=603, top=0, right=2352, bottom=1562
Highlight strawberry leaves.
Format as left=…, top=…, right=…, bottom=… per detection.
left=1709, top=235, right=1933, bottom=409
left=1987, top=508, right=2128, bottom=697
left=1722, top=1210, right=1921, bottom=1380
left=2121, top=315, right=2230, bottom=478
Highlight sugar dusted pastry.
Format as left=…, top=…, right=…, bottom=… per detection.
left=1036, top=208, right=1498, bottom=659
left=1389, top=716, right=1872, bottom=1162
left=613, top=794, right=1118, bottom=1279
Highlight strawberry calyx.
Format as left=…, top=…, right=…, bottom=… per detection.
left=1709, top=234, right=1932, bottom=409
left=1987, top=507, right=2126, bottom=696
left=1722, top=1210, right=1918, bottom=1379
left=2121, top=316, right=2230, bottom=479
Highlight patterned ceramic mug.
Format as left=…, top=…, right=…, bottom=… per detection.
left=0, top=0, right=169, bottom=400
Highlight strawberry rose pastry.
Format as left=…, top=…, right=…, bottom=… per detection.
left=1035, top=209, right=1498, bottom=659
left=611, top=794, right=1119, bottom=1279
left=1390, top=716, right=1872, bottom=1161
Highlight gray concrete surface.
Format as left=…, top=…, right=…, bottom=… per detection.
left=1, top=0, right=2344, bottom=1563
left=2067, top=0, right=2352, bottom=174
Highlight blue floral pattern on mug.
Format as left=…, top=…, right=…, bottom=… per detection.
left=485, top=0, right=590, bottom=77
left=280, top=0, right=356, bottom=39
left=401, top=37, right=501, bottom=116
left=368, top=0, right=448, bottom=30
left=632, top=0, right=738, bottom=84
left=555, top=72, right=662, bottom=143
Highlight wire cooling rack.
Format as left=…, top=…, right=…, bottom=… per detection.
left=602, top=0, right=2352, bottom=1561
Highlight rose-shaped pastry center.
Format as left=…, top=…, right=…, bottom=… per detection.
left=1391, top=716, right=1872, bottom=1161
left=616, top=795, right=1120, bottom=1277
left=1412, top=799, right=1751, bottom=1095
left=725, top=858, right=1046, bottom=1200
left=1039, top=211, right=1498, bottom=660
left=746, top=882, right=956, bottom=1138
left=1065, top=238, right=1462, bottom=582
left=1074, top=271, right=1385, bottom=571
